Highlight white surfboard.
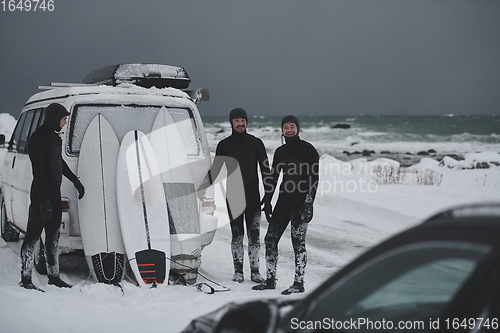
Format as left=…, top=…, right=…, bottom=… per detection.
left=116, top=130, right=170, bottom=287
left=149, top=107, right=201, bottom=283
left=78, top=114, right=126, bottom=285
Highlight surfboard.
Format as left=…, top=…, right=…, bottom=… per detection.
left=116, top=130, right=170, bottom=287
left=149, top=107, right=201, bottom=284
left=78, top=114, right=126, bottom=285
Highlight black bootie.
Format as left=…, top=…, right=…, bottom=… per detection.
left=19, top=277, right=45, bottom=292
left=232, top=271, right=244, bottom=283
left=252, top=278, right=276, bottom=291
left=48, top=276, right=72, bottom=288
left=250, top=270, right=265, bottom=283
left=281, top=281, right=305, bottom=295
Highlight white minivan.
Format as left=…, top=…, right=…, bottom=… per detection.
left=0, top=64, right=217, bottom=282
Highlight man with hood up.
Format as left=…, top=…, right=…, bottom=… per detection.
left=20, top=103, right=85, bottom=292
left=253, top=115, right=319, bottom=295
left=199, top=108, right=271, bottom=283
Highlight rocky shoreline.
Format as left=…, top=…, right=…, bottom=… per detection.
left=320, top=148, right=500, bottom=169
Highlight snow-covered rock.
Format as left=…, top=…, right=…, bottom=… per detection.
left=439, top=156, right=463, bottom=169
left=463, top=152, right=500, bottom=169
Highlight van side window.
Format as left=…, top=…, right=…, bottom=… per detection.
left=17, top=110, right=36, bottom=154
left=169, top=108, right=202, bottom=157
left=29, top=109, right=43, bottom=138
left=23, top=109, right=44, bottom=154
left=8, top=112, right=27, bottom=152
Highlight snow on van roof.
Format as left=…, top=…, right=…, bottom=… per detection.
left=26, top=83, right=192, bottom=106
left=115, top=64, right=188, bottom=80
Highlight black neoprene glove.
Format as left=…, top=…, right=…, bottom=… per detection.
left=73, top=179, right=85, bottom=199
left=261, top=195, right=273, bottom=223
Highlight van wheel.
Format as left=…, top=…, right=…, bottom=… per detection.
left=34, top=240, right=47, bottom=275
left=1, top=197, right=19, bottom=242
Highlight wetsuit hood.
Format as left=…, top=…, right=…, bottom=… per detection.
left=281, top=115, right=300, bottom=145
left=230, top=108, right=249, bottom=136
left=281, top=115, right=300, bottom=132
left=229, top=108, right=248, bottom=123
left=44, top=103, right=70, bottom=131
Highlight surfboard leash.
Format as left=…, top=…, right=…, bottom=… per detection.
left=126, top=254, right=231, bottom=294
left=162, top=255, right=231, bottom=293
left=80, top=264, right=96, bottom=290
left=79, top=253, right=230, bottom=294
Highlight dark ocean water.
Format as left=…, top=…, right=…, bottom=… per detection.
left=200, top=114, right=500, bottom=165
left=201, top=114, right=499, bottom=142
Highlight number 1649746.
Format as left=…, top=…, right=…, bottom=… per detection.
left=2, top=0, right=55, bottom=12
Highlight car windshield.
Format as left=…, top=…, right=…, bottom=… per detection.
left=68, top=104, right=202, bottom=157
left=300, top=241, right=490, bottom=332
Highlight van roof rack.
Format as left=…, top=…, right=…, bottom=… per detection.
left=38, top=82, right=95, bottom=90
left=36, top=83, right=210, bottom=104
left=82, top=63, right=191, bottom=89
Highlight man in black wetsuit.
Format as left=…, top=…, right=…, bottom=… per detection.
left=253, top=115, right=319, bottom=295
left=20, top=103, right=85, bottom=292
left=200, top=108, right=270, bottom=283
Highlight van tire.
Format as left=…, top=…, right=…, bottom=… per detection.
left=1, top=197, right=20, bottom=242
left=34, top=240, right=47, bottom=275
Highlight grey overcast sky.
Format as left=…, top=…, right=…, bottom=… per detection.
left=1, top=0, right=499, bottom=118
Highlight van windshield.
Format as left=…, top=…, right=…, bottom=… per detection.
left=68, top=104, right=202, bottom=157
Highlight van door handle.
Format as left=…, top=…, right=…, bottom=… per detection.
left=11, top=156, right=16, bottom=169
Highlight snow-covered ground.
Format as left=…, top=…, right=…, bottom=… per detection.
left=0, top=112, right=499, bottom=332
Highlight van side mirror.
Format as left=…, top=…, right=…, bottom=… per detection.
left=185, top=88, right=210, bottom=104
left=0, top=134, right=5, bottom=146
left=214, top=300, right=278, bottom=333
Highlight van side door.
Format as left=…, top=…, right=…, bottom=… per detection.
left=2, top=112, right=27, bottom=225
